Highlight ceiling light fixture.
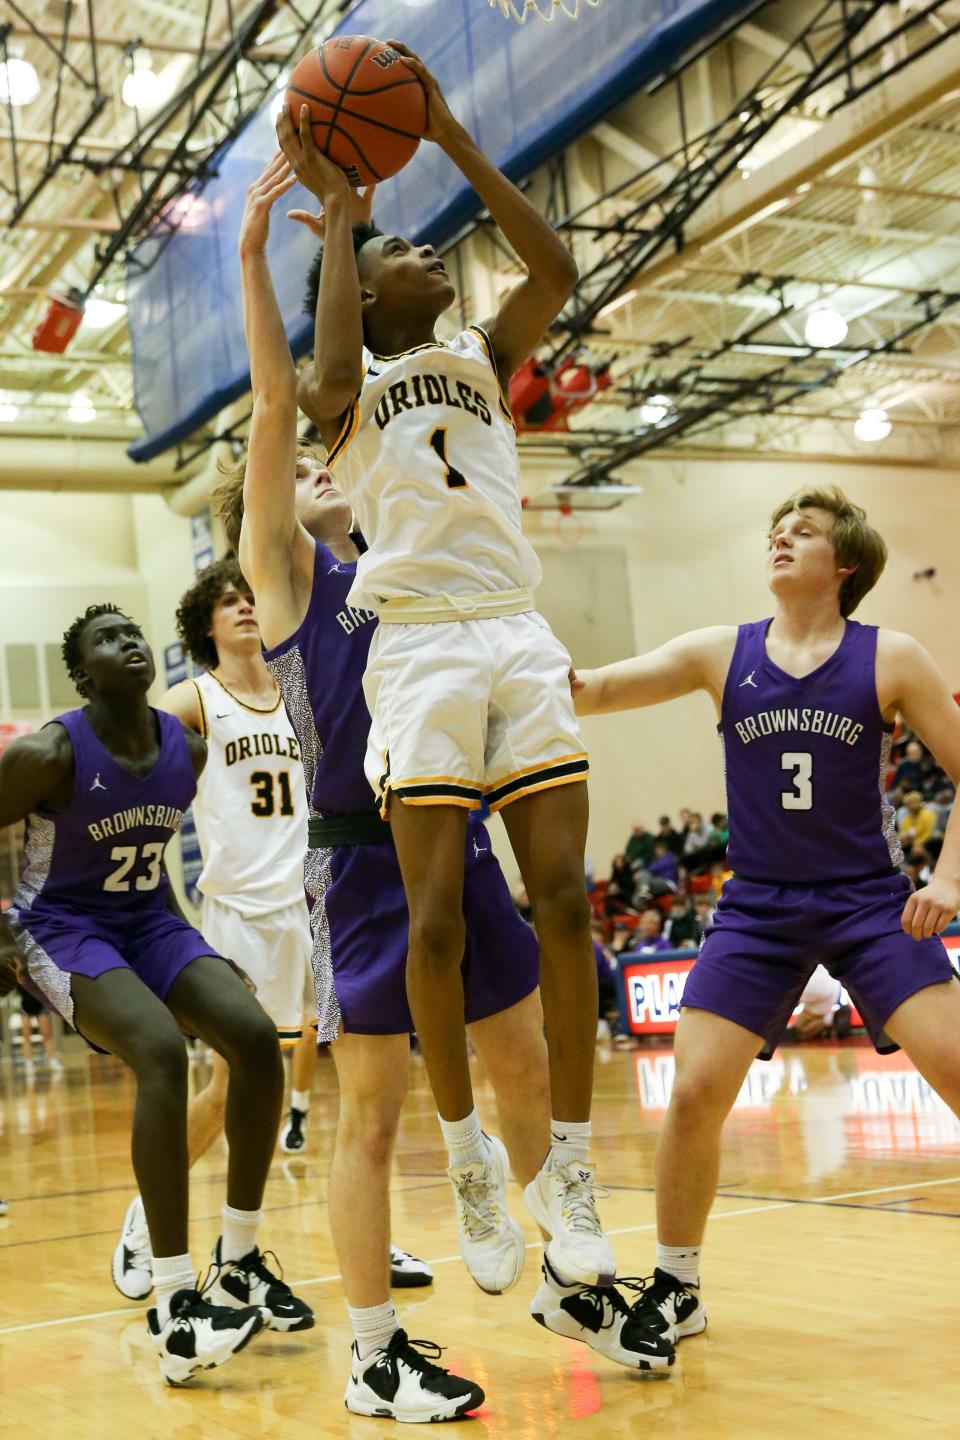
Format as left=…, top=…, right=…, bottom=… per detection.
left=122, top=50, right=164, bottom=111
left=854, top=406, right=891, bottom=442
left=83, top=296, right=126, bottom=329
left=804, top=308, right=848, bottom=348
left=67, top=392, right=97, bottom=423
left=0, top=52, right=41, bottom=107
left=638, top=393, right=672, bottom=425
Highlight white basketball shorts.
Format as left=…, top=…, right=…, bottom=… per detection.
left=362, top=609, right=589, bottom=813
left=200, top=894, right=313, bottom=1046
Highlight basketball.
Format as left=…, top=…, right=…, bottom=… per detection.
left=285, top=36, right=427, bottom=187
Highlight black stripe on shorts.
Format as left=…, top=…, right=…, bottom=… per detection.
left=486, top=757, right=589, bottom=809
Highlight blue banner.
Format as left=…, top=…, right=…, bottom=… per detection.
left=127, top=0, right=758, bottom=461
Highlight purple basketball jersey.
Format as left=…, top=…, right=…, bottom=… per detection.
left=262, top=541, right=377, bottom=817
left=14, top=708, right=196, bottom=918
left=720, top=619, right=901, bottom=883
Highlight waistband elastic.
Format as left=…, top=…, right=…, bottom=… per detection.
left=376, top=587, right=535, bottom=624
left=308, top=813, right=394, bottom=848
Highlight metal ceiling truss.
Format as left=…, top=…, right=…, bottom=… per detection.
left=570, top=287, right=960, bottom=479
left=546, top=0, right=960, bottom=482
left=0, top=0, right=349, bottom=300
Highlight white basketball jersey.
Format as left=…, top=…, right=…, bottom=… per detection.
left=326, top=326, right=541, bottom=611
left=190, top=671, right=306, bottom=915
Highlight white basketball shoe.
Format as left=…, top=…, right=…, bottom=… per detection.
left=447, top=1133, right=525, bottom=1294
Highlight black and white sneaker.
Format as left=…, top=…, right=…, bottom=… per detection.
left=207, top=1238, right=315, bottom=1332
left=147, top=1286, right=264, bottom=1386
left=390, top=1244, right=433, bottom=1289
left=625, top=1268, right=707, bottom=1344
left=280, top=1106, right=307, bottom=1153
left=112, top=1195, right=154, bottom=1299
left=344, top=1329, right=484, bottom=1423
left=530, top=1261, right=675, bottom=1371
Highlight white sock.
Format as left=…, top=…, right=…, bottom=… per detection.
left=291, top=1089, right=311, bottom=1114
left=656, top=1242, right=701, bottom=1287
left=220, top=1203, right=261, bottom=1263
left=348, top=1299, right=399, bottom=1360
left=548, top=1118, right=591, bottom=1170
left=153, top=1253, right=195, bottom=1327
left=439, top=1108, right=487, bottom=1168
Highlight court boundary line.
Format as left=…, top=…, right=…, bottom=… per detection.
left=6, top=1172, right=960, bottom=1338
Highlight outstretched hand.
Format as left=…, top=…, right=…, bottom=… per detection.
left=277, top=103, right=352, bottom=205
left=901, top=875, right=960, bottom=940
left=385, top=40, right=459, bottom=145
left=287, top=182, right=377, bottom=240
left=239, top=151, right=297, bottom=255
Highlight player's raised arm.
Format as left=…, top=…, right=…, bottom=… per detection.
left=388, top=41, right=577, bottom=381
left=237, top=153, right=300, bottom=581
left=879, top=632, right=960, bottom=938
left=573, top=627, right=737, bottom=716
left=277, top=105, right=364, bottom=445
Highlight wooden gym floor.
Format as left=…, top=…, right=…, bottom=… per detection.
left=2, top=1038, right=959, bottom=1439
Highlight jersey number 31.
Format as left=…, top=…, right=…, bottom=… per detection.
left=780, top=751, right=813, bottom=811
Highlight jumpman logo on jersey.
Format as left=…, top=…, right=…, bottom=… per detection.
left=89, top=773, right=107, bottom=792
left=327, top=563, right=344, bottom=574
left=739, top=671, right=758, bottom=689
left=472, top=837, right=487, bottom=858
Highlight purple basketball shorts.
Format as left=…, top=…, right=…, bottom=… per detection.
left=681, top=869, right=956, bottom=1057
left=9, top=902, right=222, bottom=1033
left=318, top=831, right=540, bottom=1036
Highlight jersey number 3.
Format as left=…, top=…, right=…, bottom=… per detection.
left=780, top=751, right=813, bottom=811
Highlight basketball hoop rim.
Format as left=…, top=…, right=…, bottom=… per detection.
left=491, top=0, right=603, bottom=23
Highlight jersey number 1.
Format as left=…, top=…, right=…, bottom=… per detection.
left=430, top=427, right=468, bottom=489
left=780, top=751, right=813, bottom=811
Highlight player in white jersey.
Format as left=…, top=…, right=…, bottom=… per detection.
left=280, top=45, right=614, bottom=1292
left=111, top=557, right=309, bottom=1300
left=112, top=558, right=433, bottom=1299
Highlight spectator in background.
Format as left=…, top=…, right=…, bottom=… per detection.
left=899, top=790, right=938, bottom=855
left=930, top=784, right=955, bottom=837
left=693, top=894, right=716, bottom=937
left=683, top=812, right=712, bottom=857
left=605, top=855, right=636, bottom=917
left=635, top=908, right=673, bottom=954
left=708, top=813, right=729, bottom=847
left=625, top=825, right=656, bottom=869
left=658, top=815, right=684, bottom=856
left=646, top=840, right=680, bottom=888
left=893, top=739, right=926, bottom=793
left=591, top=923, right=621, bottom=1039
left=664, top=898, right=699, bottom=949
left=709, top=860, right=732, bottom=902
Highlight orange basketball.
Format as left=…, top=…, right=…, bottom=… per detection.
left=285, top=36, right=427, bottom=187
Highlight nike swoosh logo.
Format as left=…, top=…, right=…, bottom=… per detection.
left=215, top=711, right=231, bottom=718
